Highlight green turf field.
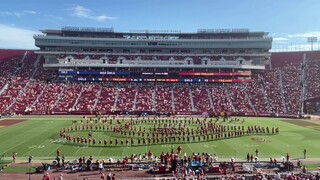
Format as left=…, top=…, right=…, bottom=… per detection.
left=0, top=116, right=319, bottom=163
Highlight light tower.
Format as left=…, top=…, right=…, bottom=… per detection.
left=307, top=37, right=317, bottom=51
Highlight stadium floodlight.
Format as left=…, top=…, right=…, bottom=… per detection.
left=307, top=37, right=317, bottom=51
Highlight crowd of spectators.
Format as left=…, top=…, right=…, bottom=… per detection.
left=227, top=85, right=253, bottom=113
left=75, top=84, right=100, bottom=111
left=174, top=86, right=193, bottom=112
left=116, top=86, right=136, bottom=111
left=192, top=86, right=212, bottom=112
left=1, top=50, right=320, bottom=116
left=135, top=86, right=154, bottom=111
left=95, top=86, right=117, bottom=112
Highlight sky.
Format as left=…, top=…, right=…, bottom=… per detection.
left=0, top=0, right=320, bottom=51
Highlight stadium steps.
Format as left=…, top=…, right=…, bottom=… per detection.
left=93, top=86, right=102, bottom=110
left=207, top=88, right=215, bottom=112
left=152, top=86, right=156, bottom=111
left=33, top=55, right=41, bottom=68
left=243, top=86, right=257, bottom=113
left=279, top=70, right=288, bottom=113
left=51, top=84, right=66, bottom=109
left=71, top=85, right=85, bottom=111
left=5, top=55, right=39, bottom=111
left=18, top=51, right=28, bottom=69
left=0, top=84, right=8, bottom=96
left=30, top=67, right=38, bottom=79
left=132, top=86, right=138, bottom=111
left=30, top=83, right=47, bottom=109
left=225, top=86, right=236, bottom=112
left=112, top=86, right=120, bottom=111
left=171, top=85, right=175, bottom=112
left=300, top=53, right=307, bottom=109
left=258, top=74, right=272, bottom=112
left=11, top=51, right=27, bottom=76
left=188, top=86, right=196, bottom=112
left=6, top=82, right=30, bottom=111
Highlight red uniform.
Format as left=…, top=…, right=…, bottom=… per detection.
left=12, top=152, right=17, bottom=162
left=56, top=149, right=60, bottom=156
left=177, top=146, right=182, bottom=154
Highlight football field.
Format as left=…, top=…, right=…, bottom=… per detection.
left=0, top=116, right=319, bottom=162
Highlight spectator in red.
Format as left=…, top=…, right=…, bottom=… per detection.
left=43, top=172, right=51, bottom=180
left=12, top=152, right=17, bottom=163
left=100, top=172, right=105, bottom=180
left=250, top=154, right=254, bottom=162
left=122, top=157, right=127, bottom=169
left=57, top=148, right=61, bottom=157
left=177, top=145, right=182, bottom=155
left=160, top=152, right=165, bottom=163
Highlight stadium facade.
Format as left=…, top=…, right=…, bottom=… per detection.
left=34, top=27, right=272, bottom=83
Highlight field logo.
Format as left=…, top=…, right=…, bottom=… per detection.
left=28, top=145, right=45, bottom=149
left=50, top=138, right=67, bottom=143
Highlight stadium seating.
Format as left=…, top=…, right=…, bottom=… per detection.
left=33, top=56, right=56, bottom=82
left=115, top=86, right=136, bottom=111
left=155, top=86, right=173, bottom=112
left=261, top=70, right=285, bottom=114
left=52, top=84, right=82, bottom=112
left=173, top=86, right=193, bottom=112
left=271, top=52, right=303, bottom=68
left=11, top=82, right=45, bottom=112
left=75, top=84, right=100, bottom=111
left=305, top=56, right=320, bottom=99
left=191, top=86, right=212, bottom=112
left=227, top=85, right=253, bottom=113
left=95, top=86, right=117, bottom=112
left=32, top=83, right=64, bottom=111
left=0, top=83, right=27, bottom=113
left=281, top=64, right=302, bottom=114
left=210, top=86, right=232, bottom=113
left=245, top=75, right=270, bottom=113
left=15, top=52, right=37, bottom=82
left=0, top=53, right=22, bottom=78
left=135, top=86, right=155, bottom=111
left=1, top=50, right=320, bottom=116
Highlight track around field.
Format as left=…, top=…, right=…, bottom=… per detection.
left=282, top=119, right=320, bottom=130
left=0, top=120, right=25, bottom=127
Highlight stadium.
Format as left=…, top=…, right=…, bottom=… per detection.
left=0, top=26, right=320, bottom=180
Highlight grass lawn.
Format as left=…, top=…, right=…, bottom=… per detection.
left=2, top=166, right=36, bottom=173
left=305, top=163, right=320, bottom=170
left=0, top=116, right=319, bottom=163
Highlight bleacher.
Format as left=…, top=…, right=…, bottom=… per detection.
left=0, top=50, right=320, bottom=116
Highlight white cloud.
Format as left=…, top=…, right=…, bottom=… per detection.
left=287, top=32, right=320, bottom=38
left=0, top=11, right=23, bottom=17
left=45, top=14, right=64, bottom=21
left=23, top=10, right=37, bottom=14
left=70, top=5, right=116, bottom=22
left=0, top=10, right=37, bottom=17
left=0, top=24, right=38, bottom=49
left=273, top=37, right=289, bottom=42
